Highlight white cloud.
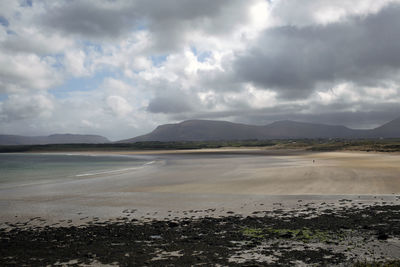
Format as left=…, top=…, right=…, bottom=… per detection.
left=270, top=0, right=400, bottom=26
left=1, top=28, right=73, bottom=55
left=0, top=93, right=54, bottom=121
left=102, top=78, right=133, bottom=96
left=0, top=53, right=62, bottom=93
left=64, top=50, right=90, bottom=77
left=106, top=95, right=133, bottom=117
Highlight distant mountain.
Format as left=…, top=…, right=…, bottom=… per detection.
left=0, top=134, right=110, bottom=145
left=262, top=120, right=358, bottom=139
left=119, top=117, right=400, bottom=142
left=121, top=120, right=267, bottom=142
left=371, top=117, right=400, bottom=138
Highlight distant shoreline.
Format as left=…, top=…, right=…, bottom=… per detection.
left=1, top=138, right=400, bottom=153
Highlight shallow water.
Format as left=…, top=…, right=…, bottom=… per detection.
left=0, top=153, right=155, bottom=186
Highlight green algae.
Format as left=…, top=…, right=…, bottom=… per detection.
left=241, top=227, right=341, bottom=243
left=242, top=227, right=264, bottom=238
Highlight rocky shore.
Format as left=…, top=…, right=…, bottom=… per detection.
left=1, top=201, right=400, bottom=266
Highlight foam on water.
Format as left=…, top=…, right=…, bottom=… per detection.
left=75, top=161, right=156, bottom=177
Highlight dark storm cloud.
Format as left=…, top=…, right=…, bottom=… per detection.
left=20, top=0, right=33, bottom=7
left=170, top=102, right=400, bottom=129
left=136, top=0, right=251, bottom=52
left=40, top=0, right=250, bottom=50
left=234, top=3, right=400, bottom=99
left=0, top=16, right=9, bottom=27
left=147, top=96, right=194, bottom=114
left=170, top=103, right=306, bottom=122
left=40, top=2, right=137, bottom=39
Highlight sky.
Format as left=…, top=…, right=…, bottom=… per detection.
left=1, top=0, right=400, bottom=140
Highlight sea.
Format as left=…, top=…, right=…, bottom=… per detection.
left=0, top=153, right=156, bottom=187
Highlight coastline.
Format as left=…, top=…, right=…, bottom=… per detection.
left=1, top=149, right=400, bottom=265
left=2, top=149, right=400, bottom=224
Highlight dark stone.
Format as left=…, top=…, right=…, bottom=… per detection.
left=168, top=222, right=179, bottom=228
left=377, top=231, right=389, bottom=240
left=280, top=232, right=293, bottom=238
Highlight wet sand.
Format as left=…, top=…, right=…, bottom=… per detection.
left=1, top=149, right=400, bottom=224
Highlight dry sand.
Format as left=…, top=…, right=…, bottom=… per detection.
left=1, top=149, right=400, bottom=224
left=129, top=151, right=400, bottom=195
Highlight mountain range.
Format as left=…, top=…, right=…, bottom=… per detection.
left=1, top=117, right=399, bottom=145
left=0, top=134, right=110, bottom=146
left=120, top=117, right=400, bottom=142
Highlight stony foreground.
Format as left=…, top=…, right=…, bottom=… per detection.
left=1, top=202, right=400, bottom=266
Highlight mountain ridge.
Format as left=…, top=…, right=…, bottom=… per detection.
left=119, top=117, right=400, bottom=142
left=0, top=134, right=110, bottom=146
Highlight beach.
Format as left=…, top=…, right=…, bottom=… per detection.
left=1, top=149, right=400, bottom=223
left=1, top=149, right=400, bottom=265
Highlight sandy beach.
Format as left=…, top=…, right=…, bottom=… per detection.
left=1, top=149, right=400, bottom=266
left=1, top=149, right=400, bottom=224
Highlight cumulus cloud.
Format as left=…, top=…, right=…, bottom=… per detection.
left=1, top=29, right=73, bottom=55
left=0, top=53, right=62, bottom=93
left=0, top=93, right=54, bottom=121
left=63, top=50, right=90, bottom=77
left=270, top=0, right=400, bottom=26
left=106, top=95, right=133, bottom=117
left=0, top=0, right=400, bottom=139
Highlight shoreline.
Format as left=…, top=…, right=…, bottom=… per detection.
left=20, top=147, right=311, bottom=155
left=2, top=150, right=400, bottom=224
left=1, top=194, right=399, bottom=228
left=1, top=150, right=400, bottom=265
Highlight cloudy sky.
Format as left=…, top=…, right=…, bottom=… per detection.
left=1, top=0, right=400, bottom=140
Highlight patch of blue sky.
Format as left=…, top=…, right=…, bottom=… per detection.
left=150, top=55, right=167, bottom=67
left=44, top=54, right=64, bottom=70
left=191, top=46, right=198, bottom=55
left=50, top=70, right=116, bottom=98
left=0, top=94, right=8, bottom=101
left=197, top=51, right=212, bottom=62
left=190, top=46, right=212, bottom=62
left=79, top=40, right=103, bottom=53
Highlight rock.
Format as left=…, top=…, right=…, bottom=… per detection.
left=280, top=232, right=293, bottom=238
left=168, top=222, right=179, bottom=228
left=377, top=231, right=389, bottom=240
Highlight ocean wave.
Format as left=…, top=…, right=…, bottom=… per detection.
left=75, top=161, right=156, bottom=177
